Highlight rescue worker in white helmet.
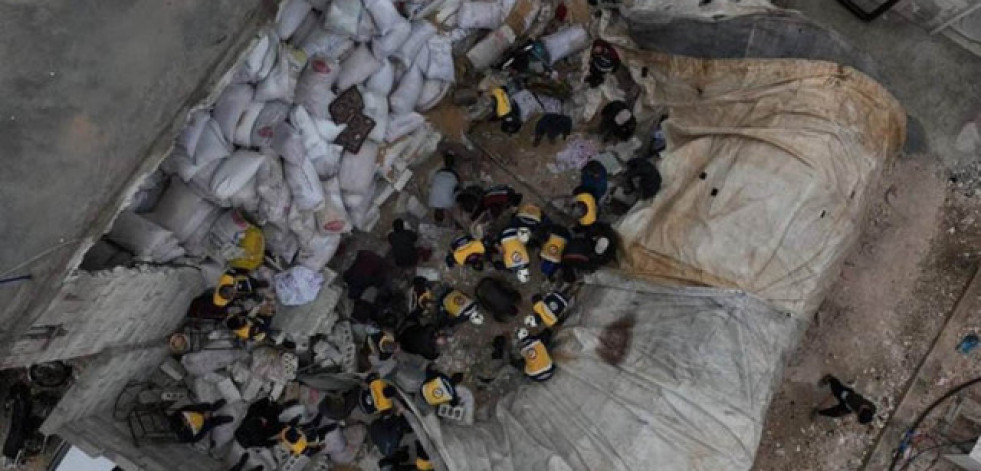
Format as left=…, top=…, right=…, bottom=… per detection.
left=359, top=374, right=399, bottom=416
left=570, top=187, right=599, bottom=229
left=539, top=224, right=570, bottom=279
left=510, top=203, right=547, bottom=248
left=512, top=328, right=556, bottom=382
left=438, top=287, right=484, bottom=326
left=445, top=234, right=487, bottom=271
left=494, top=227, right=532, bottom=283
left=524, top=291, right=571, bottom=329
left=419, top=365, right=462, bottom=408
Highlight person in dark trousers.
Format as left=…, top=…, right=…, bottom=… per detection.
left=370, top=413, right=412, bottom=458
left=169, top=399, right=233, bottom=443
left=343, top=250, right=390, bottom=300
left=621, top=157, right=661, bottom=200
left=429, top=153, right=460, bottom=223
left=2, top=383, right=32, bottom=464
left=388, top=219, right=421, bottom=268
left=814, top=375, right=877, bottom=424
left=599, top=100, right=637, bottom=142
left=228, top=453, right=263, bottom=471
left=397, top=318, right=447, bottom=361
left=473, top=185, right=523, bottom=221
left=235, top=398, right=292, bottom=448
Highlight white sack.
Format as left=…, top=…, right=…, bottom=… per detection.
left=355, top=7, right=378, bottom=41
left=234, top=101, right=265, bottom=147
left=213, top=84, right=255, bottom=142
left=308, top=0, right=330, bottom=10
left=177, top=111, right=210, bottom=157
left=182, top=210, right=223, bottom=257
left=394, top=21, right=436, bottom=66
left=510, top=88, right=543, bottom=121
left=365, top=59, right=396, bottom=95
left=285, top=159, right=326, bottom=210
left=256, top=155, right=291, bottom=226
left=425, top=35, right=455, bottom=82
left=276, top=0, right=313, bottom=40
left=413, top=43, right=430, bottom=72
left=189, top=159, right=223, bottom=203
left=301, top=28, right=355, bottom=60
left=325, top=0, right=363, bottom=37
left=255, top=45, right=308, bottom=103
left=147, top=178, right=220, bottom=242
left=390, top=64, right=424, bottom=114
left=108, top=211, right=185, bottom=263
left=310, top=144, right=344, bottom=178
left=271, top=122, right=306, bottom=164
left=336, top=44, right=383, bottom=91
left=164, top=147, right=209, bottom=183
left=338, top=141, right=379, bottom=194
left=208, top=210, right=251, bottom=249
left=362, top=90, right=389, bottom=142
left=210, top=150, right=266, bottom=200
left=314, top=116, right=347, bottom=142
left=181, top=350, right=249, bottom=377
left=274, top=266, right=325, bottom=306
left=416, top=79, right=449, bottom=112
left=251, top=101, right=292, bottom=148
left=256, top=31, right=281, bottom=82
left=193, top=118, right=232, bottom=166
left=385, top=112, right=425, bottom=142
left=290, top=105, right=332, bottom=163
left=298, top=233, right=342, bottom=271
left=234, top=31, right=275, bottom=83
left=295, top=56, right=340, bottom=119
left=371, top=19, right=411, bottom=59
left=288, top=204, right=318, bottom=246
left=228, top=177, right=259, bottom=215
left=315, top=178, right=352, bottom=233
left=541, top=25, right=590, bottom=65
left=289, top=10, right=321, bottom=48
left=363, top=0, right=403, bottom=35
left=264, top=223, right=300, bottom=263
left=457, top=1, right=503, bottom=29
left=466, top=25, right=515, bottom=70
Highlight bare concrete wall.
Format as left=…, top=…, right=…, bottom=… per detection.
left=0, top=266, right=203, bottom=369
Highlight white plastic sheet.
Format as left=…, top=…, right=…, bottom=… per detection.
left=274, top=266, right=325, bottom=306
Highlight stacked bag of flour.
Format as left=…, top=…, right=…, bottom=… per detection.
left=117, top=0, right=451, bottom=295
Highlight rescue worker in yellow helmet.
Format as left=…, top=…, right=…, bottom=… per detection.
left=438, top=288, right=484, bottom=326
left=409, top=276, right=436, bottom=314
left=367, top=330, right=399, bottom=361
left=212, top=269, right=267, bottom=308
left=279, top=418, right=335, bottom=457
left=495, top=227, right=532, bottom=283
left=570, top=188, right=598, bottom=228
left=359, top=374, right=399, bottom=415
left=279, top=424, right=309, bottom=456
left=512, top=328, right=556, bottom=382
left=445, top=234, right=487, bottom=271
left=225, top=314, right=271, bottom=342
left=525, top=291, right=571, bottom=329
left=511, top=203, right=547, bottom=246
left=539, top=224, right=570, bottom=279
left=491, top=87, right=522, bottom=134
left=419, top=365, right=461, bottom=408
left=168, top=399, right=233, bottom=443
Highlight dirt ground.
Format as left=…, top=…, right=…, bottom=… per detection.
left=753, top=149, right=981, bottom=470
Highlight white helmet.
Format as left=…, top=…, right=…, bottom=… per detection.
left=516, top=267, right=531, bottom=283
left=516, top=327, right=530, bottom=341
left=524, top=315, right=538, bottom=328
left=594, top=236, right=610, bottom=254
left=470, top=312, right=485, bottom=325
left=517, top=227, right=532, bottom=244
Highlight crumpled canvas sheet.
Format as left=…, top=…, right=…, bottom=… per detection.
left=426, top=271, right=802, bottom=471
left=609, top=42, right=906, bottom=317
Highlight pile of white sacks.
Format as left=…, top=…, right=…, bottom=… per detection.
left=110, top=0, right=452, bottom=296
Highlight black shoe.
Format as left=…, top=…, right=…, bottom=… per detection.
left=818, top=374, right=832, bottom=387
left=492, top=336, right=507, bottom=360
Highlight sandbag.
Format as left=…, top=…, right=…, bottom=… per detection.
left=148, top=178, right=220, bottom=242
left=298, top=232, right=342, bottom=271
left=251, top=101, right=292, bottom=148
left=181, top=350, right=249, bottom=377
left=274, top=266, right=325, bottom=306
left=164, top=146, right=210, bottom=183
left=295, top=56, right=340, bottom=119
left=208, top=210, right=251, bottom=250
left=288, top=203, right=318, bottom=246
left=182, top=210, right=223, bottom=257
left=362, top=90, right=389, bottom=142
left=365, top=59, right=396, bottom=95
left=255, top=45, right=308, bottom=103
left=290, top=105, right=332, bottom=163
left=256, top=155, right=291, bottom=226
left=264, top=223, right=300, bottom=263
left=177, top=111, right=210, bottom=157
left=211, top=150, right=266, bottom=200
left=336, top=44, right=383, bottom=91
left=234, top=101, right=265, bottom=147
left=413, top=43, right=430, bottom=72
left=466, top=25, right=515, bottom=70
left=390, top=64, right=424, bottom=114
left=541, top=25, right=590, bottom=65
left=425, top=35, right=455, bottom=82
left=189, top=159, right=223, bottom=203
left=457, top=1, right=503, bottom=29
left=227, top=176, right=260, bottom=215
left=285, top=158, right=326, bottom=210
left=127, top=170, right=169, bottom=214
left=301, top=28, right=355, bottom=60
left=213, top=84, right=255, bottom=142
left=256, top=31, right=281, bottom=82
left=338, top=141, right=379, bottom=194
left=107, top=211, right=185, bottom=263
left=371, top=19, right=411, bottom=59
left=394, top=21, right=436, bottom=66
left=355, top=6, right=377, bottom=41
left=310, top=145, right=344, bottom=178
left=288, top=10, right=321, bottom=48
left=234, top=31, right=276, bottom=83
left=276, top=0, right=313, bottom=40
left=363, top=0, right=403, bottom=35
left=271, top=122, right=307, bottom=165
left=315, top=177, right=352, bottom=233
left=385, top=112, right=425, bottom=142
left=416, top=79, right=449, bottom=112
left=325, top=0, right=363, bottom=37
left=314, top=115, right=347, bottom=142
left=192, top=118, right=232, bottom=166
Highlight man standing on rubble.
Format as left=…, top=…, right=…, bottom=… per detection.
left=388, top=219, right=427, bottom=268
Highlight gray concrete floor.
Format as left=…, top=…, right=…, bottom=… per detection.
left=0, top=1, right=271, bottom=353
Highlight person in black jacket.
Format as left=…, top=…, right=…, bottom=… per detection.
left=814, top=375, right=877, bottom=424
left=235, top=398, right=290, bottom=448
left=169, top=399, right=233, bottom=443
left=344, top=250, right=390, bottom=300
left=621, top=157, right=661, bottom=200
left=397, top=319, right=448, bottom=361
left=388, top=219, right=422, bottom=268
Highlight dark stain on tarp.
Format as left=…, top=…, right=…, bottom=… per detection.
left=597, top=316, right=635, bottom=365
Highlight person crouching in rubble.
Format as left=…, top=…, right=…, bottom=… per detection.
left=511, top=203, right=547, bottom=248
left=212, top=270, right=267, bottom=309
left=571, top=187, right=600, bottom=230
left=599, top=100, right=637, bottom=143
left=525, top=290, right=572, bottom=329
left=359, top=374, right=400, bottom=416
left=225, top=314, right=272, bottom=343
left=378, top=441, right=433, bottom=471
left=445, top=234, right=487, bottom=271
left=168, top=399, right=233, bottom=444
left=512, top=328, right=556, bottom=382
left=278, top=420, right=332, bottom=457
left=438, top=287, right=485, bottom=326
left=409, top=276, right=436, bottom=314
left=428, top=152, right=459, bottom=224
left=580, top=160, right=609, bottom=203
left=493, top=227, right=533, bottom=283
left=420, top=365, right=462, bottom=409
left=585, top=39, right=621, bottom=88
left=561, top=224, right=617, bottom=282
left=475, top=185, right=523, bottom=221
left=539, top=224, right=570, bottom=279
